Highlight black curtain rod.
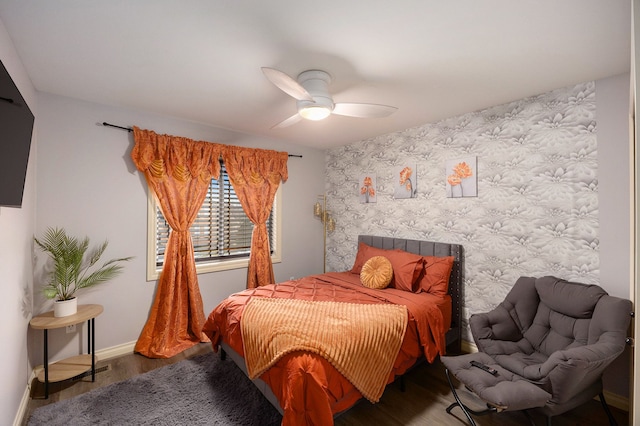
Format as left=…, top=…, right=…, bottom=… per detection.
left=101, top=122, right=303, bottom=158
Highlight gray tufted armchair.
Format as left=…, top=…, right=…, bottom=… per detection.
left=441, top=276, right=632, bottom=426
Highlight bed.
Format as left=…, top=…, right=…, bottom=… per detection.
left=202, top=235, right=464, bottom=425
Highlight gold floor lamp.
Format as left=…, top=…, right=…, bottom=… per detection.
left=314, top=194, right=336, bottom=273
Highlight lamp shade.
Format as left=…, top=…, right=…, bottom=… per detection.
left=327, top=216, right=336, bottom=232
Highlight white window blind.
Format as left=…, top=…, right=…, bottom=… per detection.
left=155, top=162, right=275, bottom=267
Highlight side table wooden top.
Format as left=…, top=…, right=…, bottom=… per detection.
left=30, top=304, right=104, bottom=330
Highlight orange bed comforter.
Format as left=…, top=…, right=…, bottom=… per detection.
left=202, top=272, right=452, bottom=425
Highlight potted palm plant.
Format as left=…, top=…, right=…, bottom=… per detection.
left=34, top=227, right=133, bottom=317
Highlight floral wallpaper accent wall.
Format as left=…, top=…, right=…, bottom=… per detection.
left=325, top=82, right=597, bottom=340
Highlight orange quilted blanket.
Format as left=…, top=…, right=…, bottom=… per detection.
left=241, top=298, right=408, bottom=402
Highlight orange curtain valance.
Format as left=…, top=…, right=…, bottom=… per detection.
left=131, top=127, right=222, bottom=180
left=221, top=145, right=289, bottom=185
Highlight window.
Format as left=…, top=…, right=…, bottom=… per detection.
left=146, top=162, right=281, bottom=280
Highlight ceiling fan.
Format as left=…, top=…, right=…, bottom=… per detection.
left=262, top=67, right=398, bottom=129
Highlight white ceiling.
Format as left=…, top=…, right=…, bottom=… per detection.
left=0, top=0, right=631, bottom=149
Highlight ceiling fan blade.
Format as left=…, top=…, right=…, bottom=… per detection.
left=271, top=113, right=303, bottom=129
left=332, top=102, right=398, bottom=118
left=262, top=67, right=313, bottom=101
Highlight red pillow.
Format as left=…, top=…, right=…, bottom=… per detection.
left=350, top=242, right=377, bottom=273
left=415, top=256, right=454, bottom=295
left=351, top=242, right=424, bottom=292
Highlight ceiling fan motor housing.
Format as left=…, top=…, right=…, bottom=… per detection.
left=297, top=70, right=335, bottom=114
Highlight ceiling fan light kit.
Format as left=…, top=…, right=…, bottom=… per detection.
left=299, top=104, right=332, bottom=121
left=262, top=66, right=397, bottom=128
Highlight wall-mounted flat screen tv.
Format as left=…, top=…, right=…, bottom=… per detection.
left=0, top=59, right=34, bottom=207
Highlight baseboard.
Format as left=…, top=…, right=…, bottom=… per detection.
left=15, top=340, right=137, bottom=426
left=458, top=339, right=629, bottom=412
left=13, top=385, right=31, bottom=426
left=602, top=390, right=629, bottom=412
left=95, top=340, right=137, bottom=360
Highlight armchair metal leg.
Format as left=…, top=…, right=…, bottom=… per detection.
left=445, top=368, right=498, bottom=426
left=599, top=392, right=618, bottom=426
left=521, top=409, right=538, bottom=426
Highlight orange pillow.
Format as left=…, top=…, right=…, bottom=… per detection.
left=350, top=242, right=378, bottom=273
left=351, top=242, right=424, bottom=292
left=360, top=256, right=393, bottom=289
left=415, top=256, right=454, bottom=295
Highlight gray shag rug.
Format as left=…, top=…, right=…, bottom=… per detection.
left=27, top=352, right=282, bottom=425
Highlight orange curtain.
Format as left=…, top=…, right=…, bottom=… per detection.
left=222, top=146, right=288, bottom=289
left=131, top=127, right=222, bottom=358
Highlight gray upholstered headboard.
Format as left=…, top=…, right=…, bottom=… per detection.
left=358, top=235, right=464, bottom=353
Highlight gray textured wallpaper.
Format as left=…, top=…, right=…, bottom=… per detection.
left=325, top=82, right=597, bottom=339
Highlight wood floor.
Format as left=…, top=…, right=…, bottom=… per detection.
left=22, top=343, right=628, bottom=425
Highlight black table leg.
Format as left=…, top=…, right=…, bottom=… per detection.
left=90, top=318, right=96, bottom=381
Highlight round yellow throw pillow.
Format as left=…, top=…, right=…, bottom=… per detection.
left=360, top=256, right=393, bottom=289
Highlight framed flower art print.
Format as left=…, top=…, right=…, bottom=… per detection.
left=394, top=164, right=417, bottom=199
left=446, top=156, right=477, bottom=198
left=359, top=174, right=377, bottom=203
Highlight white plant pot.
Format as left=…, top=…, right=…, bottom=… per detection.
left=54, top=297, right=77, bottom=317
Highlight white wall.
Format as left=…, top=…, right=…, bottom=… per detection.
left=596, top=73, right=632, bottom=300
left=594, top=72, right=632, bottom=399
left=31, top=92, right=325, bottom=366
left=0, top=17, right=38, bottom=426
